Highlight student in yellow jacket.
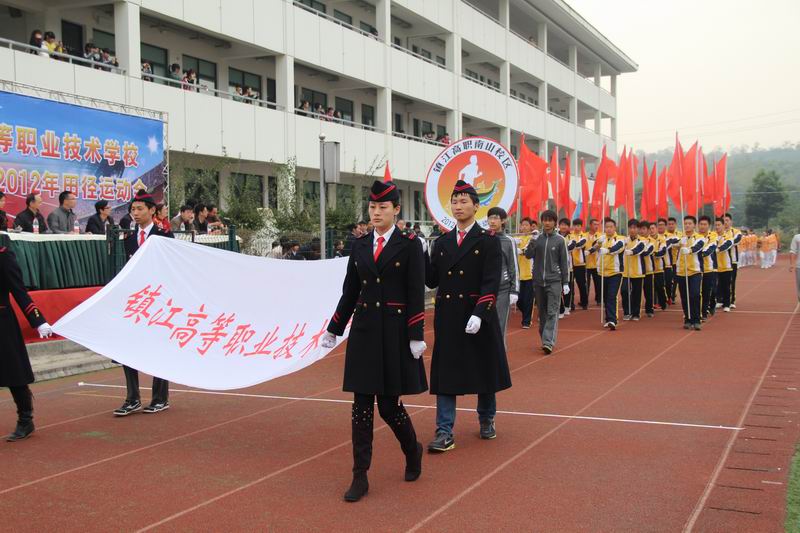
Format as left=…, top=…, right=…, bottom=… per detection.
left=697, top=215, right=718, bottom=320
left=651, top=221, right=669, bottom=311
left=516, top=217, right=535, bottom=329
left=665, top=216, right=683, bottom=303
left=621, top=219, right=648, bottom=321
left=570, top=219, right=589, bottom=310
left=589, top=217, right=626, bottom=329
left=713, top=217, right=735, bottom=312
left=638, top=220, right=657, bottom=317
left=584, top=218, right=602, bottom=306
left=675, top=215, right=707, bottom=330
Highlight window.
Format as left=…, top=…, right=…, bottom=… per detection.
left=510, top=89, right=517, bottom=97
left=299, top=0, right=326, bottom=13
left=510, top=145, right=518, bottom=158
left=93, top=29, right=115, bottom=54
left=465, top=69, right=479, bottom=80
left=436, top=56, right=446, bottom=66
left=437, top=124, right=446, bottom=138
left=335, top=97, right=354, bottom=122
left=411, top=45, right=419, bottom=55
left=336, top=184, right=355, bottom=209
left=231, top=173, right=265, bottom=207
left=266, top=78, right=276, bottom=104
left=360, top=21, right=376, bottom=35
left=183, top=169, right=220, bottom=207
left=361, top=104, right=375, bottom=128
left=412, top=118, right=420, bottom=137
left=301, top=88, right=327, bottom=111
left=393, top=36, right=402, bottom=46
left=141, top=43, right=168, bottom=78
left=229, top=67, right=262, bottom=98
left=183, top=55, right=217, bottom=90
left=361, top=186, right=370, bottom=220
left=394, top=113, right=404, bottom=133
left=422, top=121, right=433, bottom=135
left=333, top=10, right=352, bottom=25
left=267, top=176, right=278, bottom=210
left=61, top=21, right=83, bottom=57
left=419, top=48, right=432, bottom=60
left=304, top=181, right=320, bottom=208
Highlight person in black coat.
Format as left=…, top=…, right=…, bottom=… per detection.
left=114, top=190, right=174, bottom=417
left=84, top=200, right=115, bottom=235
left=425, top=180, right=511, bottom=452
left=1, top=246, right=53, bottom=441
left=322, top=179, right=427, bottom=503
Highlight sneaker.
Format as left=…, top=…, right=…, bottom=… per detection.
left=683, top=322, right=691, bottom=330
left=581, top=305, right=588, bottom=310
left=558, top=313, right=565, bottom=319
left=542, top=345, right=553, bottom=355
left=479, top=420, right=497, bottom=440
left=632, top=316, right=640, bottom=321
left=723, top=307, right=731, bottom=312
left=143, top=402, right=170, bottom=414
left=113, top=400, right=142, bottom=417
left=693, top=323, right=702, bottom=331
left=731, top=304, right=736, bottom=309
left=646, top=312, right=655, bottom=318
left=603, top=322, right=609, bottom=328
left=715, top=303, right=723, bottom=309
left=522, top=323, right=531, bottom=329
left=607, top=322, right=617, bottom=331
left=427, top=432, right=455, bottom=453
left=623, top=315, right=632, bottom=321
left=564, top=309, right=571, bottom=316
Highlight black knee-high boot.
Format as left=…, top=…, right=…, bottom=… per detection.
left=382, top=401, right=422, bottom=482
left=7, top=385, right=34, bottom=442
left=344, top=401, right=373, bottom=502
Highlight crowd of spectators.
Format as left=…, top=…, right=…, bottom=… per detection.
left=296, top=100, right=345, bottom=123
left=27, top=30, right=119, bottom=70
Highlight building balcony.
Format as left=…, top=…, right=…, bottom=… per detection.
left=459, top=74, right=507, bottom=127
left=390, top=45, right=454, bottom=110
left=458, top=1, right=506, bottom=60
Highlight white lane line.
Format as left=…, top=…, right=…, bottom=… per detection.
left=77, top=382, right=742, bottom=431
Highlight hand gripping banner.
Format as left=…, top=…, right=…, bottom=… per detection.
left=53, top=237, right=349, bottom=390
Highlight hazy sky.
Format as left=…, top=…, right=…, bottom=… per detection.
left=568, top=0, right=800, bottom=153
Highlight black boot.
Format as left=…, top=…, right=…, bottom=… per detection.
left=344, top=402, right=373, bottom=502
left=7, top=386, right=34, bottom=442
left=385, top=402, right=422, bottom=482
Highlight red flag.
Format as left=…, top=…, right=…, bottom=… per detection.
left=580, top=158, right=590, bottom=223
left=639, top=156, right=649, bottom=221
left=702, top=150, right=714, bottom=205
left=383, top=161, right=392, bottom=183
left=518, top=134, right=548, bottom=220
left=615, top=147, right=628, bottom=211
left=647, top=162, right=657, bottom=221
left=666, top=134, right=684, bottom=210
left=627, top=150, right=638, bottom=217
left=549, top=146, right=559, bottom=212
left=561, top=153, right=575, bottom=218
left=714, top=154, right=730, bottom=217
left=656, top=167, right=668, bottom=219
left=590, top=146, right=612, bottom=220
left=682, top=142, right=699, bottom=215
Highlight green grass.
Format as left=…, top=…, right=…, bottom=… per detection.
left=786, top=444, right=800, bottom=532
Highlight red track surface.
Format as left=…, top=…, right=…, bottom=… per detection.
left=2, top=257, right=798, bottom=532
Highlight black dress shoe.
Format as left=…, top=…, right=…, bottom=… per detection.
left=344, top=473, right=369, bottom=502
left=405, top=442, right=423, bottom=481
left=6, top=420, right=34, bottom=442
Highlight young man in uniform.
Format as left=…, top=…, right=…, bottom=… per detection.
left=656, top=218, right=674, bottom=308
left=621, top=219, right=647, bottom=321
left=487, top=207, right=519, bottom=344
left=638, top=221, right=656, bottom=318
left=114, top=190, right=174, bottom=416
left=585, top=218, right=602, bottom=306
left=426, top=180, right=511, bottom=451
left=322, top=179, right=427, bottom=502
left=714, top=217, right=735, bottom=312
left=723, top=213, right=742, bottom=307
left=570, top=219, right=589, bottom=310
left=697, top=215, right=718, bottom=321
left=1, top=247, right=53, bottom=441
left=558, top=218, right=574, bottom=317
left=650, top=221, right=669, bottom=311
left=666, top=216, right=682, bottom=304
left=516, top=217, right=535, bottom=329
left=675, top=215, right=706, bottom=330
left=590, top=218, right=625, bottom=330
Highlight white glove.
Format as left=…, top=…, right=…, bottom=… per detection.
left=596, top=235, right=606, bottom=244
left=598, top=248, right=608, bottom=255
left=624, top=249, right=633, bottom=256
left=321, top=332, right=336, bottom=349
left=37, top=322, right=53, bottom=339
left=680, top=237, right=688, bottom=246
left=410, top=340, right=427, bottom=359
left=562, top=284, right=570, bottom=296
left=509, top=294, right=518, bottom=306
left=465, top=315, right=482, bottom=334
left=680, top=247, right=691, bottom=255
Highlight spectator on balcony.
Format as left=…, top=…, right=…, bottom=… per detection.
left=297, top=100, right=310, bottom=116
left=182, top=69, right=198, bottom=91
left=46, top=191, right=78, bottom=234
left=83, top=43, right=100, bottom=65
left=193, top=203, right=209, bottom=233
left=333, top=110, right=343, bottom=123
left=101, top=49, right=118, bottom=70
left=29, top=30, right=47, bottom=57
left=141, top=62, right=153, bottom=82
left=85, top=200, right=115, bottom=235
left=169, top=63, right=182, bottom=87
left=325, top=107, right=335, bottom=121
left=231, top=84, right=244, bottom=102
left=154, top=204, right=171, bottom=233
left=43, top=31, right=63, bottom=57
left=437, top=132, right=451, bottom=145
left=14, top=193, right=48, bottom=233
left=0, top=191, right=7, bottom=230
left=244, top=86, right=260, bottom=102
left=170, top=205, right=194, bottom=232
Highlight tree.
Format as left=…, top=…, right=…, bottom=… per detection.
left=745, top=169, right=787, bottom=229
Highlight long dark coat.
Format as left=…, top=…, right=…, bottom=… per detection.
left=0, top=247, right=46, bottom=387
left=327, top=229, right=428, bottom=396
left=426, top=225, right=511, bottom=395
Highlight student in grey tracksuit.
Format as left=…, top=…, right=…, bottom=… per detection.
left=524, top=210, right=570, bottom=354
left=487, top=207, right=519, bottom=346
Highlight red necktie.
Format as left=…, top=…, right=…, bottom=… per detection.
left=457, top=230, right=466, bottom=247
left=374, top=236, right=385, bottom=261
left=138, top=229, right=146, bottom=246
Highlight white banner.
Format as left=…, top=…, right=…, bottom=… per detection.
left=53, top=237, right=349, bottom=390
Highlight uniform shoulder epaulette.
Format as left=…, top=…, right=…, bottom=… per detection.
left=406, top=231, right=416, bottom=240
left=481, top=229, right=496, bottom=237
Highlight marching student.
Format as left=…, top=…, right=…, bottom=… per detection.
left=591, top=217, right=625, bottom=330
left=714, top=217, right=735, bottom=312
left=621, top=219, right=647, bottom=321
left=675, top=215, right=706, bottom=330
left=665, top=216, right=682, bottom=304
left=115, top=190, right=173, bottom=417
left=697, top=215, right=718, bottom=321
left=638, top=221, right=656, bottom=317
left=585, top=218, right=602, bottom=307
left=525, top=210, right=570, bottom=352
left=558, top=218, right=574, bottom=317
left=570, top=219, right=589, bottom=310
left=656, top=218, right=674, bottom=309
left=516, top=217, right=535, bottom=329
left=322, top=179, right=427, bottom=502
left=723, top=213, right=743, bottom=307
left=425, top=180, right=511, bottom=451
left=487, top=207, right=519, bottom=344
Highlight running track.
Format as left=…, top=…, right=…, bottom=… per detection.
left=1, top=257, right=798, bottom=532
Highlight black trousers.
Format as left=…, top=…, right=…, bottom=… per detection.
left=677, top=274, right=702, bottom=325
left=663, top=267, right=674, bottom=304
left=643, top=274, right=655, bottom=314
left=351, top=394, right=417, bottom=475
left=123, top=366, right=169, bottom=404
left=587, top=268, right=602, bottom=304
left=621, top=277, right=644, bottom=318
left=731, top=263, right=738, bottom=304
left=603, top=274, right=622, bottom=324
left=573, top=266, right=588, bottom=309
left=716, top=270, right=732, bottom=308
left=701, top=272, right=717, bottom=318
left=9, top=385, right=33, bottom=422
left=669, top=265, right=679, bottom=301
left=563, top=271, right=575, bottom=311
left=654, top=272, right=668, bottom=310
left=518, top=279, right=534, bottom=326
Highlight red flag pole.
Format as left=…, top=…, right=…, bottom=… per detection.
left=600, top=192, right=606, bottom=327
left=679, top=187, right=691, bottom=322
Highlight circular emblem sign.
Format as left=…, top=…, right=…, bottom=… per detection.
left=424, top=136, right=518, bottom=230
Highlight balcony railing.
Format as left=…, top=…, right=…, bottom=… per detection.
left=462, top=0, right=504, bottom=28
left=547, top=53, right=573, bottom=71
left=509, top=28, right=542, bottom=52
left=143, top=71, right=285, bottom=110
left=292, top=0, right=381, bottom=41
left=547, top=110, right=572, bottom=123
left=461, top=73, right=503, bottom=94
left=510, top=93, right=540, bottom=109
left=296, top=109, right=385, bottom=133
left=391, top=43, right=447, bottom=70
left=392, top=131, right=446, bottom=147
left=0, top=36, right=126, bottom=74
